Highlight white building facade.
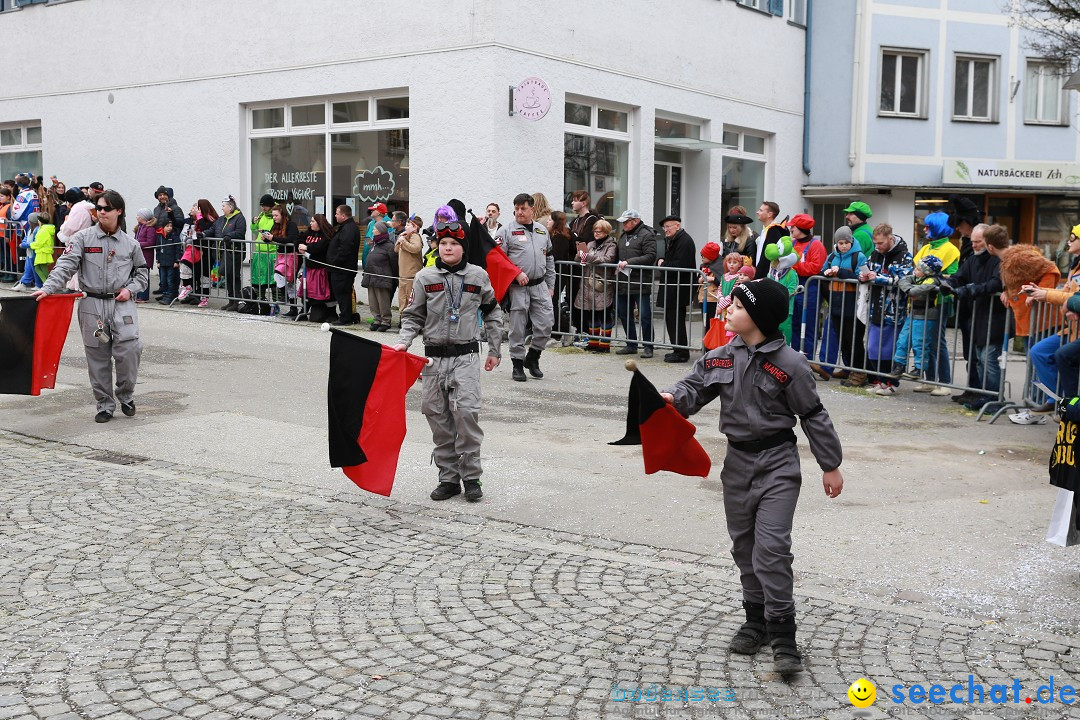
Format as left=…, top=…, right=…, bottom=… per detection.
left=807, top=0, right=1080, bottom=257
left=0, top=0, right=810, bottom=250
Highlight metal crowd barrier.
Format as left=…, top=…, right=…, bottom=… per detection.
left=800, top=275, right=1014, bottom=421
left=552, top=260, right=705, bottom=353
left=1008, top=298, right=1080, bottom=417
left=1, top=221, right=26, bottom=282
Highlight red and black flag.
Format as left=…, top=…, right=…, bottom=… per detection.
left=0, top=294, right=79, bottom=396
left=609, top=368, right=712, bottom=478
left=328, top=328, right=428, bottom=496
left=469, top=213, right=521, bottom=303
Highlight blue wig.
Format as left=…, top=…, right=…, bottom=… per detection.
left=923, top=211, right=953, bottom=240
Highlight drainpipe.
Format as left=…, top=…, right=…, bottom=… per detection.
left=849, top=0, right=865, bottom=177
left=802, top=0, right=813, bottom=176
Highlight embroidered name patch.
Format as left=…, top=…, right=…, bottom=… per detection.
left=704, top=357, right=734, bottom=370
left=463, top=284, right=481, bottom=294
left=85, top=247, right=103, bottom=254
left=424, top=283, right=445, bottom=292
left=760, top=360, right=790, bottom=385
left=512, top=229, right=526, bottom=236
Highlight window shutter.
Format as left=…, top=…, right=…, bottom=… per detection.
left=769, top=0, right=784, bottom=15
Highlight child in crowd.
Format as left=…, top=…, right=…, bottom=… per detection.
left=19, top=214, right=43, bottom=289
left=28, top=213, right=55, bottom=285
left=662, top=278, right=845, bottom=676
left=822, top=226, right=869, bottom=386
left=177, top=212, right=202, bottom=304
left=395, top=215, right=425, bottom=314
left=891, top=254, right=951, bottom=395
left=715, top=265, right=757, bottom=344
left=156, top=219, right=180, bottom=304
left=766, top=239, right=798, bottom=344
left=393, top=224, right=504, bottom=502
left=423, top=230, right=439, bottom=268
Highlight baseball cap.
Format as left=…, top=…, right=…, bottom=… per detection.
left=789, top=213, right=815, bottom=231
left=367, top=202, right=388, bottom=214
left=616, top=209, right=641, bottom=222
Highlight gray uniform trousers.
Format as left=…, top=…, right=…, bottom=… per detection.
left=507, top=283, right=554, bottom=360
left=79, top=299, right=142, bottom=415
left=421, top=353, right=484, bottom=484
left=720, top=443, right=802, bottom=620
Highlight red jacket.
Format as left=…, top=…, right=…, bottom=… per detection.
left=792, top=238, right=826, bottom=278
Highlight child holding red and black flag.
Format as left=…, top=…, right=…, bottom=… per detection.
left=660, top=277, right=845, bottom=676
left=393, top=220, right=504, bottom=503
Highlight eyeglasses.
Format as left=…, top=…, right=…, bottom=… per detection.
left=96, top=205, right=117, bottom=213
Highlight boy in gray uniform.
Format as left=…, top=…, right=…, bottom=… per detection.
left=495, top=193, right=555, bottom=382
left=33, top=190, right=149, bottom=423
left=393, top=221, right=503, bottom=502
left=661, top=278, right=845, bottom=675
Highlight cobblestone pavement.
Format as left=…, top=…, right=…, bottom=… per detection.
left=1, top=431, right=1078, bottom=720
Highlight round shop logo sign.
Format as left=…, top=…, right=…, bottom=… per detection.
left=352, top=166, right=396, bottom=203
left=514, top=76, right=551, bottom=121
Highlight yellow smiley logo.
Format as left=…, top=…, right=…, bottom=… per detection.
left=847, top=678, right=876, bottom=708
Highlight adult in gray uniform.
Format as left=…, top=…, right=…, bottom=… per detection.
left=495, top=193, right=555, bottom=382
left=661, top=278, right=845, bottom=676
left=33, top=190, right=149, bottom=423
left=394, top=221, right=503, bottom=502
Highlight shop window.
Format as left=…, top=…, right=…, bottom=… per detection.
left=564, top=134, right=628, bottom=219
left=598, top=108, right=628, bottom=132
left=1037, top=197, right=1080, bottom=264
left=330, top=130, right=410, bottom=216
left=250, top=135, right=326, bottom=218
left=376, top=97, right=409, bottom=121
left=655, top=118, right=700, bottom=140
left=721, top=158, right=765, bottom=218
left=1025, top=61, right=1067, bottom=126
left=291, top=104, right=325, bottom=127
left=565, top=102, right=591, bottom=126
left=743, top=135, right=765, bottom=154
left=332, top=101, right=368, bottom=125
left=880, top=48, right=927, bottom=118
left=0, top=121, right=42, bottom=180
left=953, top=55, right=997, bottom=122
left=252, top=107, right=285, bottom=130
left=562, top=97, right=632, bottom=217
left=789, top=0, right=807, bottom=26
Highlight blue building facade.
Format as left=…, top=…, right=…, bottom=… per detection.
left=806, top=0, right=1080, bottom=259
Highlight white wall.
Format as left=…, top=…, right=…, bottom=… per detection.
left=0, top=0, right=807, bottom=246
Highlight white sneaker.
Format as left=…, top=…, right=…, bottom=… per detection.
left=1009, top=409, right=1047, bottom=425
left=865, top=381, right=882, bottom=393
left=874, top=384, right=897, bottom=396
left=9, top=282, right=25, bottom=291
left=572, top=339, right=590, bottom=349
left=912, top=383, right=934, bottom=393
left=930, top=386, right=952, bottom=397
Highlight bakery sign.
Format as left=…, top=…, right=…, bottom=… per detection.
left=944, top=159, right=1080, bottom=189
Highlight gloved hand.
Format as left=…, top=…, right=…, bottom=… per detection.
left=937, top=283, right=954, bottom=296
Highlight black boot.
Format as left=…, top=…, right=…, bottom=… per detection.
left=728, top=601, right=767, bottom=655
left=524, top=348, right=544, bottom=378
left=463, top=479, right=483, bottom=502
left=767, top=614, right=803, bottom=675
left=512, top=359, right=527, bottom=382
left=430, top=482, right=461, bottom=501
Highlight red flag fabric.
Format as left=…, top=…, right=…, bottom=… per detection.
left=327, top=329, right=428, bottom=496
left=0, top=294, right=79, bottom=395
left=609, top=369, right=712, bottom=477
left=703, top=317, right=729, bottom=350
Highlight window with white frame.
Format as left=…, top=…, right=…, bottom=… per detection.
left=721, top=127, right=768, bottom=217
left=0, top=121, right=42, bottom=180
left=736, top=0, right=766, bottom=10
left=789, top=0, right=806, bottom=26
left=248, top=94, right=409, bottom=223
left=563, top=98, right=631, bottom=219
left=1025, top=60, right=1068, bottom=126
left=880, top=48, right=927, bottom=117
left=953, top=54, right=997, bottom=122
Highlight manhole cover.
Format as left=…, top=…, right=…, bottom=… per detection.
left=85, top=451, right=148, bottom=466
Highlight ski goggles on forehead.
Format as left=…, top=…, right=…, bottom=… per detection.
left=435, top=221, right=465, bottom=240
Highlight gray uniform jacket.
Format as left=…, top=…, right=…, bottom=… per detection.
left=496, top=219, right=555, bottom=289
left=398, top=262, right=504, bottom=358
left=41, top=224, right=150, bottom=344
left=665, top=335, right=843, bottom=472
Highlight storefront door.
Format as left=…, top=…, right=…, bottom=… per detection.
left=986, top=195, right=1034, bottom=245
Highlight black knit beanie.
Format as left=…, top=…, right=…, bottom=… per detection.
left=732, top=278, right=790, bottom=337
